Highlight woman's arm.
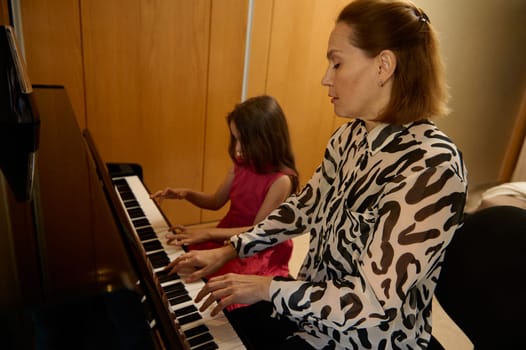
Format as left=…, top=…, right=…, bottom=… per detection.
left=270, top=164, right=467, bottom=331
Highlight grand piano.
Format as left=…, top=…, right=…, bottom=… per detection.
left=0, top=25, right=247, bottom=349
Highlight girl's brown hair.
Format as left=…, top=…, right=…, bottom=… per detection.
left=227, top=95, right=299, bottom=193
left=338, top=0, right=449, bottom=124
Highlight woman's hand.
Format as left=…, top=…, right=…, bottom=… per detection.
left=165, top=245, right=237, bottom=282
left=195, top=274, right=273, bottom=316
left=165, top=225, right=212, bottom=246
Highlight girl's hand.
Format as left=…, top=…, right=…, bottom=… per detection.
left=165, top=225, right=212, bottom=246
left=165, top=245, right=237, bottom=282
left=150, top=187, right=189, bottom=204
left=195, top=274, right=273, bottom=316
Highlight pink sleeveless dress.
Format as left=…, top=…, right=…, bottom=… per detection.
left=189, top=164, right=293, bottom=310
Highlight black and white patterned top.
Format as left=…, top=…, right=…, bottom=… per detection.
left=231, top=119, right=468, bottom=349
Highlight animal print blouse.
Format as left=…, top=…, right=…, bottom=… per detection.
left=230, top=119, right=468, bottom=350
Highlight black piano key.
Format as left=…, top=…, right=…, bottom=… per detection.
left=123, top=199, right=140, bottom=208
left=168, top=294, right=192, bottom=306
left=178, top=312, right=202, bottom=326
left=145, top=253, right=170, bottom=270
left=149, top=252, right=170, bottom=269
left=127, top=207, right=145, bottom=218
left=147, top=250, right=167, bottom=259
left=136, top=227, right=157, bottom=241
left=165, top=286, right=189, bottom=299
left=112, top=178, right=128, bottom=187
left=173, top=304, right=198, bottom=317
left=184, top=324, right=210, bottom=339
left=115, top=181, right=130, bottom=189
left=163, top=282, right=186, bottom=293
left=156, top=270, right=181, bottom=283
left=187, top=332, right=214, bottom=348
left=139, top=232, right=157, bottom=242
left=192, top=341, right=219, bottom=350
left=142, top=240, right=163, bottom=252
left=119, top=190, right=136, bottom=201
left=132, top=218, right=150, bottom=228
left=149, top=257, right=170, bottom=269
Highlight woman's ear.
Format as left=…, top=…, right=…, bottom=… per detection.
left=377, top=50, right=396, bottom=85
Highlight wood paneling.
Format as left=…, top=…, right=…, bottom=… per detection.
left=18, top=0, right=356, bottom=226
left=249, top=0, right=348, bottom=186
left=201, top=0, right=248, bottom=223
left=80, top=0, right=212, bottom=224
left=0, top=0, right=9, bottom=25
left=21, top=0, right=85, bottom=128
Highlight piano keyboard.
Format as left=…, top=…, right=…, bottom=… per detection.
left=112, top=175, right=246, bottom=350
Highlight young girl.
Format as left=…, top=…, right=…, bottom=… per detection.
left=151, top=95, right=299, bottom=309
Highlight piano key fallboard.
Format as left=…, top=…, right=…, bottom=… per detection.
left=112, top=174, right=246, bottom=350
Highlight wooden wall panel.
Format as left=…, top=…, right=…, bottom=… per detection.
left=81, top=0, right=211, bottom=224
left=21, top=0, right=85, bottom=128
left=201, top=0, right=248, bottom=223
left=18, top=0, right=352, bottom=226
left=0, top=0, right=9, bottom=25
left=249, top=0, right=348, bottom=186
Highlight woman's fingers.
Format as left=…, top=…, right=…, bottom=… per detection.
left=194, top=274, right=272, bottom=315
left=196, top=277, right=235, bottom=315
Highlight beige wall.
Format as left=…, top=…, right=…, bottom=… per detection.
left=413, top=0, right=526, bottom=189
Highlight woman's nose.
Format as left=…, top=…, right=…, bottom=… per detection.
left=321, top=67, right=332, bottom=86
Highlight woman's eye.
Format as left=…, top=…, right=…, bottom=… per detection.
left=333, top=63, right=341, bottom=69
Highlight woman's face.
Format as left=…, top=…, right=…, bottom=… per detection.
left=322, top=22, right=384, bottom=126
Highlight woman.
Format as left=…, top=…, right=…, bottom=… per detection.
left=166, top=1, right=468, bottom=349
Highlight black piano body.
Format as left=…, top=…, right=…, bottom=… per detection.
left=0, top=84, right=168, bottom=349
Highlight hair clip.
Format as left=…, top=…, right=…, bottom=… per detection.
left=418, top=10, right=430, bottom=24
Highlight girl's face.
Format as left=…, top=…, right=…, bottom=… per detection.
left=321, top=22, right=384, bottom=129
left=229, top=121, right=243, bottom=161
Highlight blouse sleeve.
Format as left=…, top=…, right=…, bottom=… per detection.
left=230, top=124, right=349, bottom=257
left=268, top=162, right=467, bottom=331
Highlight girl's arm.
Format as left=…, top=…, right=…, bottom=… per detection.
left=151, top=167, right=234, bottom=210
left=253, top=174, right=293, bottom=224
left=167, top=173, right=293, bottom=245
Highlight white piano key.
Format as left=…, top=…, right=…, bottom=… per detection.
left=113, top=175, right=246, bottom=350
